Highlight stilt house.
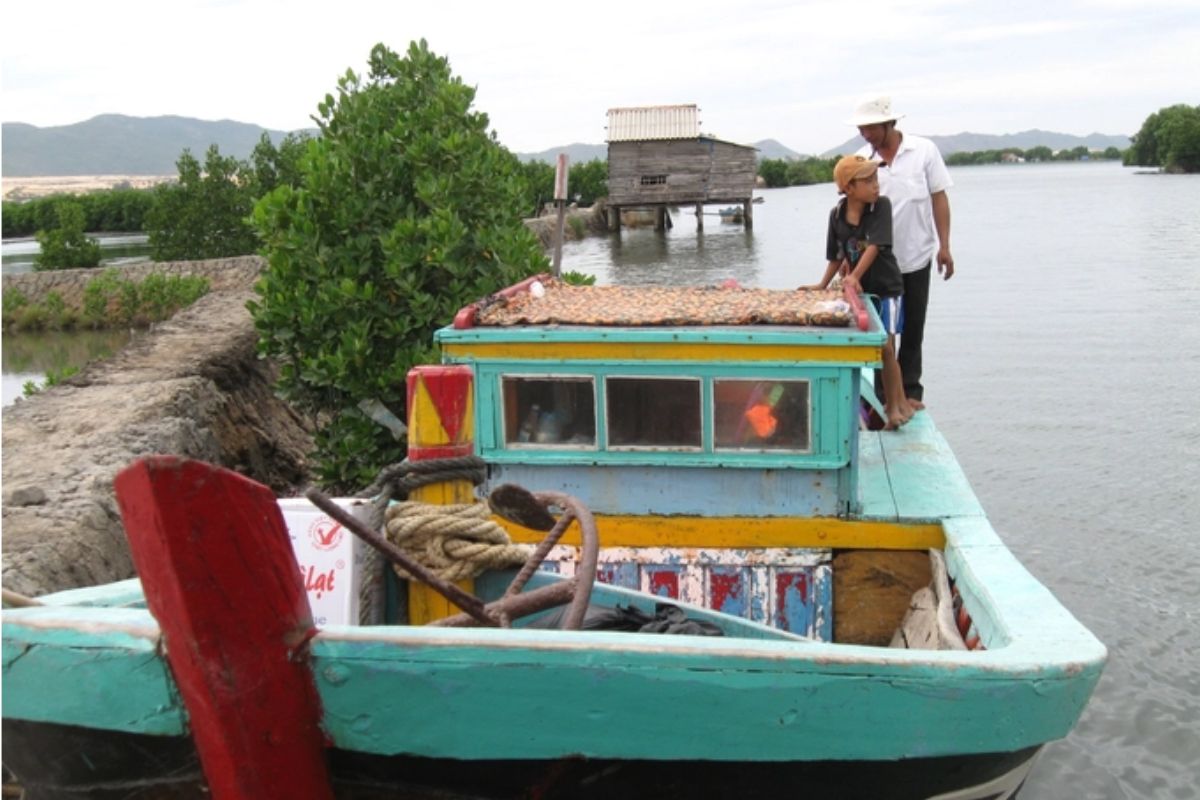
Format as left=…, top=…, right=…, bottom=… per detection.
left=605, top=104, right=758, bottom=230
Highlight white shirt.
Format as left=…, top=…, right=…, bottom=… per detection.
left=857, top=133, right=952, bottom=273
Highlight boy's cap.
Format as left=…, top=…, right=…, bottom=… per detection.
left=847, top=94, right=905, bottom=126
left=834, top=155, right=879, bottom=193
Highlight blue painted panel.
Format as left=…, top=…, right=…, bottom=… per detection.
left=709, top=566, right=751, bottom=618
left=597, top=562, right=639, bottom=589
left=485, top=464, right=842, bottom=516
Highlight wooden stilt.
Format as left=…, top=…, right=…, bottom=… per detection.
left=696, top=203, right=704, bottom=231
left=744, top=198, right=754, bottom=230
left=115, top=456, right=334, bottom=800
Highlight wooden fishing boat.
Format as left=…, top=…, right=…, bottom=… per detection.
left=1, top=275, right=1105, bottom=800
left=718, top=205, right=744, bottom=223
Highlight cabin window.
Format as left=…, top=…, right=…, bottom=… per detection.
left=501, top=376, right=596, bottom=447
left=713, top=379, right=811, bottom=451
left=639, top=174, right=668, bottom=186
left=606, top=377, right=701, bottom=449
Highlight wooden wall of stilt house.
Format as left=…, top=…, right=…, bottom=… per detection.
left=607, top=139, right=757, bottom=206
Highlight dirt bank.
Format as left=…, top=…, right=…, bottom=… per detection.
left=1, top=289, right=317, bottom=597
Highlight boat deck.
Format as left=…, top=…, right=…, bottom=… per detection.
left=857, top=412, right=984, bottom=523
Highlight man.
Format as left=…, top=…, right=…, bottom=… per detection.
left=851, top=95, right=954, bottom=410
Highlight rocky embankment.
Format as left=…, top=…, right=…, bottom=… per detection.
left=2, top=263, right=317, bottom=597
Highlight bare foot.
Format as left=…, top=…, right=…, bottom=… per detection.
left=885, top=410, right=905, bottom=430
left=907, top=397, right=925, bottom=411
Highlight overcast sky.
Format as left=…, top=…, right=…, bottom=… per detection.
left=3, top=0, right=1197, bottom=155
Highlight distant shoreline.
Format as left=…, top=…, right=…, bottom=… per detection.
left=2, top=175, right=175, bottom=202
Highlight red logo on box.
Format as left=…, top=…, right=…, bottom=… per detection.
left=309, top=518, right=343, bottom=551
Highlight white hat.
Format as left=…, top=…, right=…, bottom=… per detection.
left=847, top=95, right=904, bottom=126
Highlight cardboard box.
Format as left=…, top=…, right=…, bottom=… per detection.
left=278, top=498, right=380, bottom=627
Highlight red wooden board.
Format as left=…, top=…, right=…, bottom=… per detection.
left=115, top=456, right=333, bottom=800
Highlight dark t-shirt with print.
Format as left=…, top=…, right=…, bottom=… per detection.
left=825, top=196, right=903, bottom=297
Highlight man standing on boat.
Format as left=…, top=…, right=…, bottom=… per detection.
left=851, top=95, right=954, bottom=410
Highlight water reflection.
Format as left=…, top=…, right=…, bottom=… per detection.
left=2, top=328, right=135, bottom=406
left=1, top=234, right=152, bottom=275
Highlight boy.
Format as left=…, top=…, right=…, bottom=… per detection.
left=811, top=154, right=913, bottom=430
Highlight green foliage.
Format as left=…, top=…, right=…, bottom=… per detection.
left=44, top=268, right=212, bottom=330
left=561, top=270, right=596, bottom=286
left=145, top=145, right=260, bottom=260
left=1125, top=104, right=1200, bottom=173
left=246, top=132, right=314, bottom=199
left=22, top=365, right=82, bottom=397
left=82, top=269, right=124, bottom=322
left=515, top=158, right=609, bottom=217
left=34, top=201, right=103, bottom=270
left=250, top=40, right=548, bottom=491
left=517, top=160, right=555, bottom=216
left=3, top=289, right=30, bottom=320
left=3, top=188, right=155, bottom=239
left=945, top=145, right=1123, bottom=166
left=568, top=159, right=608, bottom=205
left=567, top=215, right=586, bottom=238
left=757, top=157, right=838, bottom=188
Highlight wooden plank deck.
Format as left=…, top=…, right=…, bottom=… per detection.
left=857, top=412, right=985, bottom=523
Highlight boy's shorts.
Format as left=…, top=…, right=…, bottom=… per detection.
left=870, top=295, right=905, bottom=335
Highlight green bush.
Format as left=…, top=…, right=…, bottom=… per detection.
left=1126, top=104, right=1200, bottom=172
left=3, top=289, right=30, bottom=322
left=561, top=270, right=596, bottom=286
left=34, top=201, right=102, bottom=270
left=61, top=269, right=210, bottom=329
left=21, top=365, right=82, bottom=398
left=146, top=146, right=259, bottom=261
left=757, top=157, right=838, bottom=188
left=11, top=304, right=49, bottom=331
left=250, top=40, right=548, bottom=491
left=3, top=188, right=154, bottom=239
left=82, top=269, right=124, bottom=322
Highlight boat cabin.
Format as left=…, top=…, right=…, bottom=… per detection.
left=434, top=275, right=910, bottom=639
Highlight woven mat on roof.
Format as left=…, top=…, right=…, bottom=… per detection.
left=474, top=281, right=853, bottom=327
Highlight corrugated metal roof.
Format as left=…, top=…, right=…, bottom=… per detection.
left=606, top=105, right=700, bottom=142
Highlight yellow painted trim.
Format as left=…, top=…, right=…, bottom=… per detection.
left=443, top=341, right=880, bottom=363
left=497, top=514, right=944, bottom=551
left=407, top=480, right=477, bottom=623
left=408, top=579, right=477, bottom=625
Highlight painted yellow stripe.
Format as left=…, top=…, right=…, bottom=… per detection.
left=498, top=514, right=944, bottom=550
left=443, top=341, right=880, bottom=363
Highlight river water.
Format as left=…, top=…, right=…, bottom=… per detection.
left=562, top=162, right=1200, bottom=800
left=2, top=163, right=1197, bottom=797
left=1, top=233, right=152, bottom=276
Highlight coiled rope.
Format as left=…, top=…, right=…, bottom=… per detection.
left=384, top=501, right=531, bottom=582
left=358, top=457, right=531, bottom=582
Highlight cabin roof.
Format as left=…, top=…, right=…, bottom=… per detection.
left=469, top=279, right=853, bottom=328
left=606, top=104, right=701, bottom=142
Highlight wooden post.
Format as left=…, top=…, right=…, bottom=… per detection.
left=696, top=203, right=704, bottom=231
left=405, top=364, right=477, bottom=623
left=744, top=198, right=754, bottom=230
left=115, top=456, right=334, bottom=800
left=552, top=153, right=569, bottom=278
left=610, top=205, right=622, bottom=232
left=655, top=206, right=666, bottom=231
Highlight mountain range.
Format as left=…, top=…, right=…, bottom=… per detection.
left=1, top=115, right=1131, bottom=177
